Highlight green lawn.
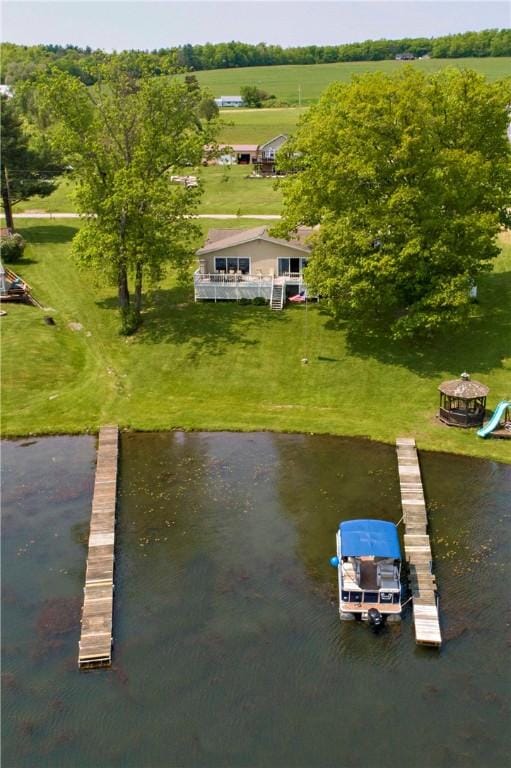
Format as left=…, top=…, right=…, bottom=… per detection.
left=200, top=165, right=282, bottom=214
left=188, top=57, right=511, bottom=105
left=13, top=164, right=284, bottom=217
left=15, top=177, right=76, bottom=214
left=1, top=219, right=510, bottom=464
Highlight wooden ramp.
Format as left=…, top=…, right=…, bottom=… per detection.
left=78, top=425, right=119, bottom=668
left=396, top=438, right=442, bottom=647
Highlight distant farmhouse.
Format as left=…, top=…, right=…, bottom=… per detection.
left=395, top=52, right=416, bottom=61
left=206, top=134, right=288, bottom=175
left=216, top=144, right=259, bottom=165
left=194, top=226, right=313, bottom=309
left=214, top=95, right=244, bottom=108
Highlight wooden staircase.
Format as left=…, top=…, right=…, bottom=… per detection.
left=270, top=283, right=284, bottom=311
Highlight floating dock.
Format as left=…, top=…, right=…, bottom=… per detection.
left=78, top=425, right=119, bottom=668
left=396, top=438, right=442, bottom=647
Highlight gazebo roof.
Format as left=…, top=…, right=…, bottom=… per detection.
left=438, top=372, right=489, bottom=399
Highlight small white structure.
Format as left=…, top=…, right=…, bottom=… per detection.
left=214, top=95, right=244, bottom=108
left=0, top=84, right=13, bottom=98
left=170, top=175, right=198, bottom=188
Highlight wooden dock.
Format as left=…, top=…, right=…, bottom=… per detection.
left=78, top=425, right=119, bottom=668
left=396, top=438, right=442, bottom=647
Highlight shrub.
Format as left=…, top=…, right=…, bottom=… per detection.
left=0, top=232, right=26, bottom=263
left=252, top=296, right=268, bottom=305
left=238, top=297, right=252, bottom=305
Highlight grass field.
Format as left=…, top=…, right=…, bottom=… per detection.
left=200, top=165, right=282, bottom=214
left=218, top=107, right=306, bottom=143
left=1, top=219, right=510, bottom=463
left=13, top=164, right=284, bottom=216
left=189, top=57, right=511, bottom=104
left=11, top=57, right=510, bottom=215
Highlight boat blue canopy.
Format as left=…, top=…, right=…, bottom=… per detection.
left=339, top=519, right=401, bottom=559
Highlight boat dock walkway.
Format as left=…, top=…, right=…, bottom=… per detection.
left=78, top=425, right=119, bottom=668
left=396, top=438, right=442, bottom=647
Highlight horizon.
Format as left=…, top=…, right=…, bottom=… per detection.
left=2, top=1, right=509, bottom=52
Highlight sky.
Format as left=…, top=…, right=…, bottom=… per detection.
left=2, top=1, right=510, bottom=51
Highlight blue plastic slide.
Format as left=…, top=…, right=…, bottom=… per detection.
left=477, top=401, right=511, bottom=438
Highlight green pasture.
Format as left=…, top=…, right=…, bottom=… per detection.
left=218, top=107, right=306, bottom=143
left=191, top=57, right=511, bottom=104
left=13, top=164, right=283, bottom=217
left=1, top=219, right=510, bottom=464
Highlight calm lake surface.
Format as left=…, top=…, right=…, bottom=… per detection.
left=2, top=432, right=510, bottom=768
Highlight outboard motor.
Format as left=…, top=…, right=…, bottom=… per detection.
left=367, top=608, right=383, bottom=631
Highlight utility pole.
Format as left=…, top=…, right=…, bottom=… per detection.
left=298, top=84, right=302, bottom=108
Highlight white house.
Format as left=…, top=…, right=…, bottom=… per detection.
left=0, top=85, right=13, bottom=98
left=214, top=95, right=244, bottom=108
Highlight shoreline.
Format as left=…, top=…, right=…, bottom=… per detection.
left=2, top=424, right=510, bottom=465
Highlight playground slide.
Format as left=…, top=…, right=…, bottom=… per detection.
left=477, top=400, right=511, bottom=438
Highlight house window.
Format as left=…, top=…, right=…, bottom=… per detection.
left=215, top=257, right=250, bottom=274
left=278, top=257, right=308, bottom=276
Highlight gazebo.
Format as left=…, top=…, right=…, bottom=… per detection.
left=438, top=372, right=489, bottom=427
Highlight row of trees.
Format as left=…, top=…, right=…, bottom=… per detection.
left=2, top=29, right=510, bottom=85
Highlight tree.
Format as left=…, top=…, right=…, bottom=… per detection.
left=275, top=68, right=511, bottom=339
left=1, top=95, right=62, bottom=230
left=37, top=61, right=218, bottom=333
left=240, top=85, right=271, bottom=108
left=198, top=96, right=219, bottom=121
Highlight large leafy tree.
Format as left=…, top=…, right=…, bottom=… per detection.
left=276, top=68, right=511, bottom=338
left=1, top=95, right=62, bottom=230
left=38, top=61, right=218, bottom=332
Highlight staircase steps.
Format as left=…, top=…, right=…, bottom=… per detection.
left=271, top=284, right=284, bottom=311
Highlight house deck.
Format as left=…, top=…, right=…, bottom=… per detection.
left=194, top=270, right=305, bottom=303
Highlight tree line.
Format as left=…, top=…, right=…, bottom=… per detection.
left=1, top=28, right=510, bottom=86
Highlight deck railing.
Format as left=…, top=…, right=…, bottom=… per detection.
left=194, top=270, right=273, bottom=285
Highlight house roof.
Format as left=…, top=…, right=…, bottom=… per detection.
left=259, top=134, right=288, bottom=149
left=219, top=144, right=259, bottom=153
left=438, top=372, right=489, bottom=398
left=196, top=226, right=313, bottom=256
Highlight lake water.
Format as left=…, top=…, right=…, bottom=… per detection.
left=2, top=432, right=510, bottom=768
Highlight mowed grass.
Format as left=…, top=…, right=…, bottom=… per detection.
left=15, top=177, right=76, bottom=214
left=188, top=57, right=511, bottom=105
left=1, top=219, right=510, bottom=464
left=13, top=164, right=284, bottom=217
left=218, top=107, right=306, bottom=143
left=200, top=165, right=282, bottom=214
